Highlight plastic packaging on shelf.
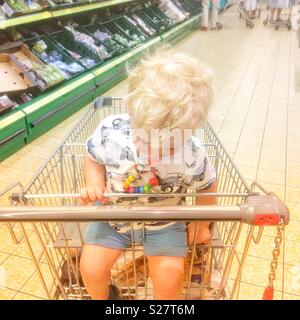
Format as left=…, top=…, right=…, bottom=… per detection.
left=20, top=92, right=33, bottom=103
left=1, top=0, right=47, bottom=17
left=0, top=94, right=18, bottom=115
left=48, top=33, right=99, bottom=69
left=32, top=39, right=84, bottom=79
left=40, top=51, right=84, bottom=78
left=22, top=59, right=65, bottom=89
left=125, top=15, right=155, bottom=36
left=0, top=95, right=16, bottom=108
left=65, top=26, right=110, bottom=61
left=158, top=0, right=189, bottom=23
left=79, top=57, right=97, bottom=69
left=47, top=0, right=93, bottom=6
left=92, top=30, right=123, bottom=53
left=93, top=30, right=112, bottom=42
left=47, top=0, right=74, bottom=4
left=113, top=33, right=138, bottom=48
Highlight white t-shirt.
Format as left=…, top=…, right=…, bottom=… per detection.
left=86, top=114, right=216, bottom=198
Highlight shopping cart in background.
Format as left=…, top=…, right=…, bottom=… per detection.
left=238, top=0, right=263, bottom=28
left=212, top=0, right=235, bottom=30
left=263, top=0, right=294, bottom=30
left=0, top=97, right=289, bottom=300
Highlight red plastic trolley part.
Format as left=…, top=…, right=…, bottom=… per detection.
left=263, top=286, right=274, bottom=300
left=244, top=195, right=290, bottom=226
left=254, top=214, right=280, bottom=226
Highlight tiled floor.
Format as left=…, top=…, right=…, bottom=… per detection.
left=0, top=6, right=299, bottom=299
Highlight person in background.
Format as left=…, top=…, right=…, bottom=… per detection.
left=269, top=0, right=292, bottom=24
left=245, top=0, right=258, bottom=19
left=201, top=0, right=220, bottom=31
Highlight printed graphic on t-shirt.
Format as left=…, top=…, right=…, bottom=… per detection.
left=86, top=114, right=216, bottom=200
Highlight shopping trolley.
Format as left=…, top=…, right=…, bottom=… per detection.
left=0, top=97, right=289, bottom=300
left=213, top=0, right=236, bottom=30
left=238, top=0, right=263, bottom=28
left=263, top=0, right=294, bottom=30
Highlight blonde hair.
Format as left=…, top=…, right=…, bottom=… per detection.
left=125, top=48, right=214, bottom=132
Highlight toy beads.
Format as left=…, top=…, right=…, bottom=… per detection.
left=143, top=183, right=152, bottom=193
left=149, top=177, right=159, bottom=187
left=122, top=167, right=159, bottom=193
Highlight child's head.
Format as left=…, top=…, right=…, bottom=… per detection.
left=126, top=48, right=214, bottom=133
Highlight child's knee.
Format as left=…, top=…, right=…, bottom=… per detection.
left=80, top=256, right=110, bottom=283
left=153, top=267, right=184, bottom=291
left=154, top=275, right=183, bottom=297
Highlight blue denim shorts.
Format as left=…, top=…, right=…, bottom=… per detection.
left=84, top=222, right=187, bottom=257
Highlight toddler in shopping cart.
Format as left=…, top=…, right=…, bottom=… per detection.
left=79, top=49, right=217, bottom=300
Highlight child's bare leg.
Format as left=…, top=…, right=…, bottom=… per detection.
left=148, top=256, right=185, bottom=300
left=80, top=245, right=122, bottom=300
left=188, top=222, right=211, bottom=245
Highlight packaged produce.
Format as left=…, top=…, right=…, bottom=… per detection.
left=113, top=33, right=138, bottom=48
left=22, top=59, right=65, bottom=89
left=0, top=94, right=18, bottom=116
left=65, top=26, right=110, bottom=60
left=158, top=0, right=189, bottom=22
left=31, top=39, right=84, bottom=79
left=0, top=95, right=16, bottom=108
left=128, top=15, right=155, bottom=36
left=1, top=0, right=47, bottom=17
left=50, top=37, right=98, bottom=69
left=92, top=30, right=121, bottom=52
left=79, top=57, right=97, bottom=69
left=20, top=92, right=33, bottom=103
left=32, top=40, right=48, bottom=54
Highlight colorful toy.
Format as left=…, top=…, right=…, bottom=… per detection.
left=122, top=164, right=159, bottom=194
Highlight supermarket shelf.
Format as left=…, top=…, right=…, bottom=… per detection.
left=0, top=0, right=134, bottom=30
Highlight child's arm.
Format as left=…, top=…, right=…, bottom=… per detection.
left=187, top=180, right=217, bottom=245
left=195, top=180, right=217, bottom=206
left=79, top=155, right=107, bottom=205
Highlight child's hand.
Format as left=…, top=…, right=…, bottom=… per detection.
left=79, top=184, right=107, bottom=205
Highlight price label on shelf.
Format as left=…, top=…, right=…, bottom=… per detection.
left=1, top=3, right=14, bottom=18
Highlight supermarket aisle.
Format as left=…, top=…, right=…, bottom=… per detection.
left=0, top=6, right=300, bottom=300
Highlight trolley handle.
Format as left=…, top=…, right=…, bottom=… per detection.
left=0, top=194, right=289, bottom=226
left=12, top=191, right=250, bottom=201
